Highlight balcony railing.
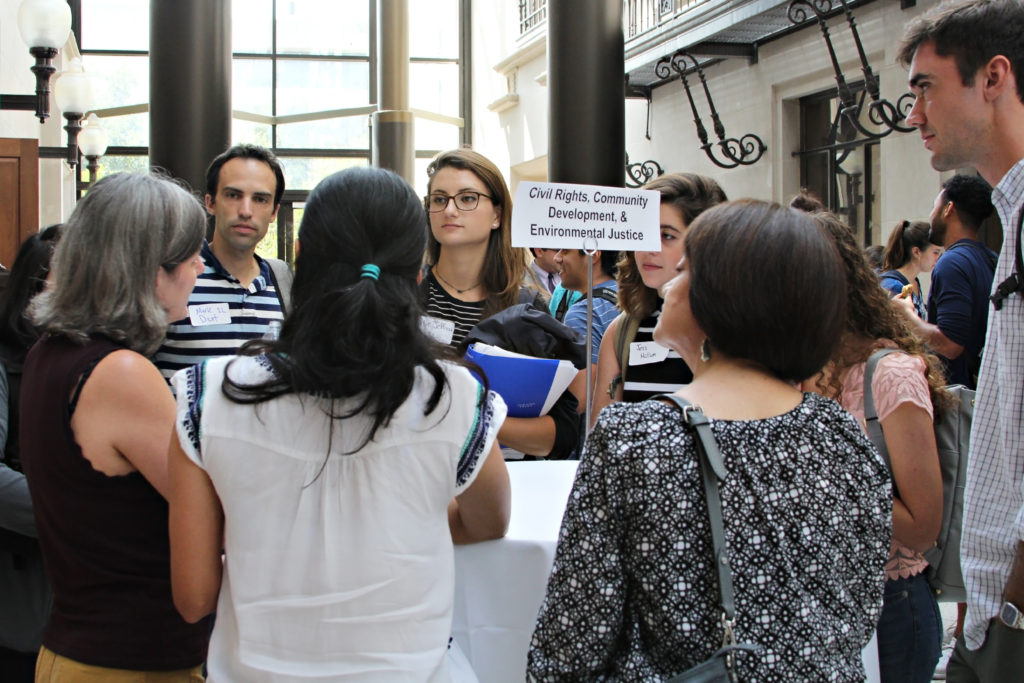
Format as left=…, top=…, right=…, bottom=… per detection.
left=625, top=0, right=711, bottom=39
left=519, top=0, right=547, bottom=36
left=518, top=0, right=713, bottom=42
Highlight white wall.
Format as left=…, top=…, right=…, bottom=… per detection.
left=470, top=0, right=950, bottom=254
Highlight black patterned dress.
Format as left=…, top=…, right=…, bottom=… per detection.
left=528, top=393, right=892, bottom=682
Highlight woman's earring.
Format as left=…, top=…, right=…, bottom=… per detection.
left=700, top=338, right=712, bottom=363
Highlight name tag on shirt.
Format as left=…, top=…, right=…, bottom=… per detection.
left=629, top=341, right=670, bottom=366
left=189, top=302, right=232, bottom=327
left=421, top=316, right=456, bottom=345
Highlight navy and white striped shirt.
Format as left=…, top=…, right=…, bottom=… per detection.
left=621, top=306, right=692, bottom=402
left=422, top=270, right=486, bottom=349
left=153, top=241, right=285, bottom=380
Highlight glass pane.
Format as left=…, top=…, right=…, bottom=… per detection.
left=232, top=119, right=273, bottom=147
left=275, top=60, right=370, bottom=116
left=97, top=112, right=149, bottom=147
left=409, top=0, right=459, bottom=59
left=255, top=215, right=283, bottom=261
left=92, top=155, right=150, bottom=180
left=256, top=203, right=306, bottom=262
left=409, top=63, right=459, bottom=117
left=81, top=0, right=149, bottom=51
left=84, top=55, right=148, bottom=109
left=233, top=58, right=274, bottom=117
left=233, top=0, right=273, bottom=54
left=277, top=0, right=369, bottom=56
left=414, top=119, right=460, bottom=153
left=279, top=157, right=367, bottom=192
left=276, top=118, right=370, bottom=149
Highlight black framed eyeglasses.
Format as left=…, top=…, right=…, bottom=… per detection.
left=424, top=191, right=492, bottom=213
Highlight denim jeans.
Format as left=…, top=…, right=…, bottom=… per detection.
left=876, top=573, right=942, bottom=683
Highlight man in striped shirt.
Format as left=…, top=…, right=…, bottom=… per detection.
left=154, top=145, right=292, bottom=380
left=900, top=2, right=1024, bottom=679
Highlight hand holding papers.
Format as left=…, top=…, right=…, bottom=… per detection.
left=465, top=343, right=578, bottom=418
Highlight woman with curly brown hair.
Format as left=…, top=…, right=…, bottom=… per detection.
left=590, top=173, right=726, bottom=426
left=809, top=211, right=949, bottom=683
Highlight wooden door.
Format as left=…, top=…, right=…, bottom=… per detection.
left=0, top=138, right=40, bottom=272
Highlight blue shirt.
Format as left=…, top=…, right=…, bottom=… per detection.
left=563, top=281, right=619, bottom=365
left=926, top=238, right=996, bottom=388
left=153, top=241, right=286, bottom=380
left=878, top=270, right=926, bottom=320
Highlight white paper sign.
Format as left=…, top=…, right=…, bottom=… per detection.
left=512, top=181, right=660, bottom=251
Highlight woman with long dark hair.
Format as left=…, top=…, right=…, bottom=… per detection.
left=168, top=166, right=510, bottom=681
left=591, top=173, right=726, bottom=425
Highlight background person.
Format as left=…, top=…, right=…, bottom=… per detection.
left=168, top=166, right=510, bottom=681
left=879, top=220, right=943, bottom=320
left=20, top=173, right=210, bottom=681
left=0, top=225, right=61, bottom=681
left=153, top=144, right=293, bottom=380
left=553, top=247, right=619, bottom=366
left=528, top=201, right=890, bottom=680
left=420, top=148, right=579, bottom=459
left=527, top=247, right=561, bottom=294
left=591, top=173, right=726, bottom=427
left=898, top=175, right=996, bottom=389
left=810, top=212, right=948, bottom=683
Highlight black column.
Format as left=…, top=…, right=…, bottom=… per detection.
left=548, top=0, right=624, bottom=187
left=150, top=0, right=231, bottom=195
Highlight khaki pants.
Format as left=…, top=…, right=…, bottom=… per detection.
left=35, top=646, right=203, bottom=682
left=947, top=618, right=1024, bottom=683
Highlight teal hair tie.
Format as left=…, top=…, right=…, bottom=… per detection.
left=360, top=264, right=380, bottom=280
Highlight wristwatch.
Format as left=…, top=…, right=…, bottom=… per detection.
left=999, top=601, right=1024, bottom=630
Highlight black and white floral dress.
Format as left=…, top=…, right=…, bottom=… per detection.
left=528, top=393, right=891, bottom=682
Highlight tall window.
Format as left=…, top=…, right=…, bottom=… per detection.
left=77, top=0, right=468, bottom=259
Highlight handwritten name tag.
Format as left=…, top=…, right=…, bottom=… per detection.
left=629, top=341, right=669, bottom=366
left=420, top=316, right=456, bottom=346
left=188, top=303, right=232, bottom=327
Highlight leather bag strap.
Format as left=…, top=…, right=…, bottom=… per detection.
left=659, top=394, right=735, bottom=622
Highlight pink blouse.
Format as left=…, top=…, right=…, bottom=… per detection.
left=840, top=350, right=934, bottom=580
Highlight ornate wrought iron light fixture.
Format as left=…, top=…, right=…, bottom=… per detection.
left=624, top=154, right=664, bottom=188
left=655, top=51, right=766, bottom=169
left=788, top=0, right=915, bottom=141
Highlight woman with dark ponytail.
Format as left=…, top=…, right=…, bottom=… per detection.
left=879, top=220, right=943, bottom=319
left=167, top=166, right=510, bottom=681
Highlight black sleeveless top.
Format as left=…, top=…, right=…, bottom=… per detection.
left=20, top=335, right=210, bottom=670
left=621, top=306, right=693, bottom=403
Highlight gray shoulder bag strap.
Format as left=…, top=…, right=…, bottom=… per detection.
left=265, top=258, right=294, bottom=315
left=659, top=394, right=761, bottom=682
left=864, top=348, right=898, bottom=475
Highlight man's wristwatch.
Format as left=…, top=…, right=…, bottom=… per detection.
left=999, top=601, right=1024, bottom=630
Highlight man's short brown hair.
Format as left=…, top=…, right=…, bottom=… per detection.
left=898, top=0, right=1024, bottom=104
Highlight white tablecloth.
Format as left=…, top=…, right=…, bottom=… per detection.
left=451, top=460, right=879, bottom=683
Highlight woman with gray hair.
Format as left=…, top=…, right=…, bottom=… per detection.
left=20, top=173, right=211, bottom=680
